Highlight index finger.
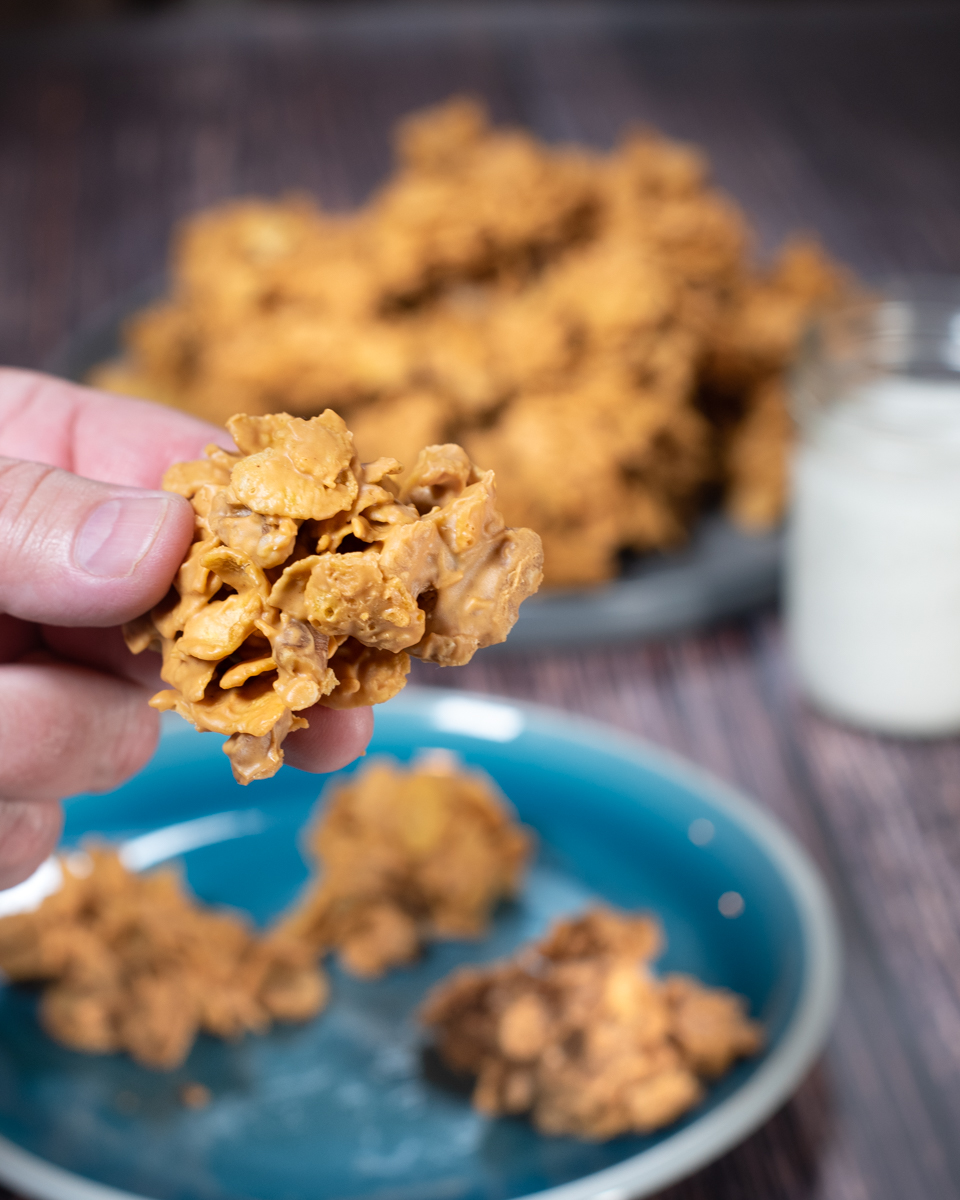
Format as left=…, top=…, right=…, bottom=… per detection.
left=0, top=368, right=233, bottom=489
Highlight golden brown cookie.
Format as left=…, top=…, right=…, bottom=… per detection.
left=276, top=753, right=533, bottom=978
left=0, top=848, right=327, bottom=1070
left=125, top=412, right=542, bottom=782
left=422, top=907, right=763, bottom=1139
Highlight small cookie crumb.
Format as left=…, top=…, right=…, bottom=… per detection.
left=179, top=1083, right=212, bottom=1110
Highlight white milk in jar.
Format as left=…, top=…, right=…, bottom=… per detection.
left=786, top=285, right=960, bottom=734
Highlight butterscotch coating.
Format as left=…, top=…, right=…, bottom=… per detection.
left=346, top=389, right=452, bottom=471
left=465, top=373, right=710, bottom=585
left=276, top=754, right=533, bottom=978
left=723, top=378, right=794, bottom=530
left=703, top=238, right=853, bottom=396
left=421, top=907, right=763, bottom=1140
left=395, top=96, right=489, bottom=172
left=368, top=111, right=598, bottom=301
left=125, top=412, right=542, bottom=783
left=0, top=848, right=327, bottom=1070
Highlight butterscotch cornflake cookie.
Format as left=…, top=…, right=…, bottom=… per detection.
left=276, top=754, right=533, bottom=978
left=421, top=907, right=762, bottom=1140
left=124, top=412, right=543, bottom=783
left=0, top=848, right=327, bottom=1070
left=92, top=98, right=856, bottom=585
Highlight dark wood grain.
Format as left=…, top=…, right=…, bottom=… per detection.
left=2, top=4, right=960, bottom=1197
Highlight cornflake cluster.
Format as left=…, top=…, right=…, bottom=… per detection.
left=94, top=97, right=853, bottom=585
left=0, top=848, right=327, bottom=1070
left=124, top=411, right=543, bottom=783
left=277, top=754, right=533, bottom=978
left=421, top=907, right=763, bottom=1139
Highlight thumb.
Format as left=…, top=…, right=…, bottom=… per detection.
left=0, top=458, right=194, bottom=627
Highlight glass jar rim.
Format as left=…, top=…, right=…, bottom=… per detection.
left=790, top=275, right=960, bottom=453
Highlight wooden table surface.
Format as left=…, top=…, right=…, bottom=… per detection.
left=2, top=4, right=960, bottom=1197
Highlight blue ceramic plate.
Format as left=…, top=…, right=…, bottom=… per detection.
left=0, top=689, right=840, bottom=1200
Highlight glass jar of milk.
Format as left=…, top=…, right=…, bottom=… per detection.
left=786, top=279, right=960, bottom=735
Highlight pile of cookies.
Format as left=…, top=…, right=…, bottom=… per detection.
left=0, top=759, right=762, bottom=1139
left=92, top=98, right=853, bottom=585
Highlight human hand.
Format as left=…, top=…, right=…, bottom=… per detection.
left=0, top=369, right=373, bottom=890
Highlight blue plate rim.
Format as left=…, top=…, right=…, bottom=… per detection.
left=0, top=687, right=843, bottom=1200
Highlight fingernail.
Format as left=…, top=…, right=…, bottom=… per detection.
left=75, top=495, right=171, bottom=578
